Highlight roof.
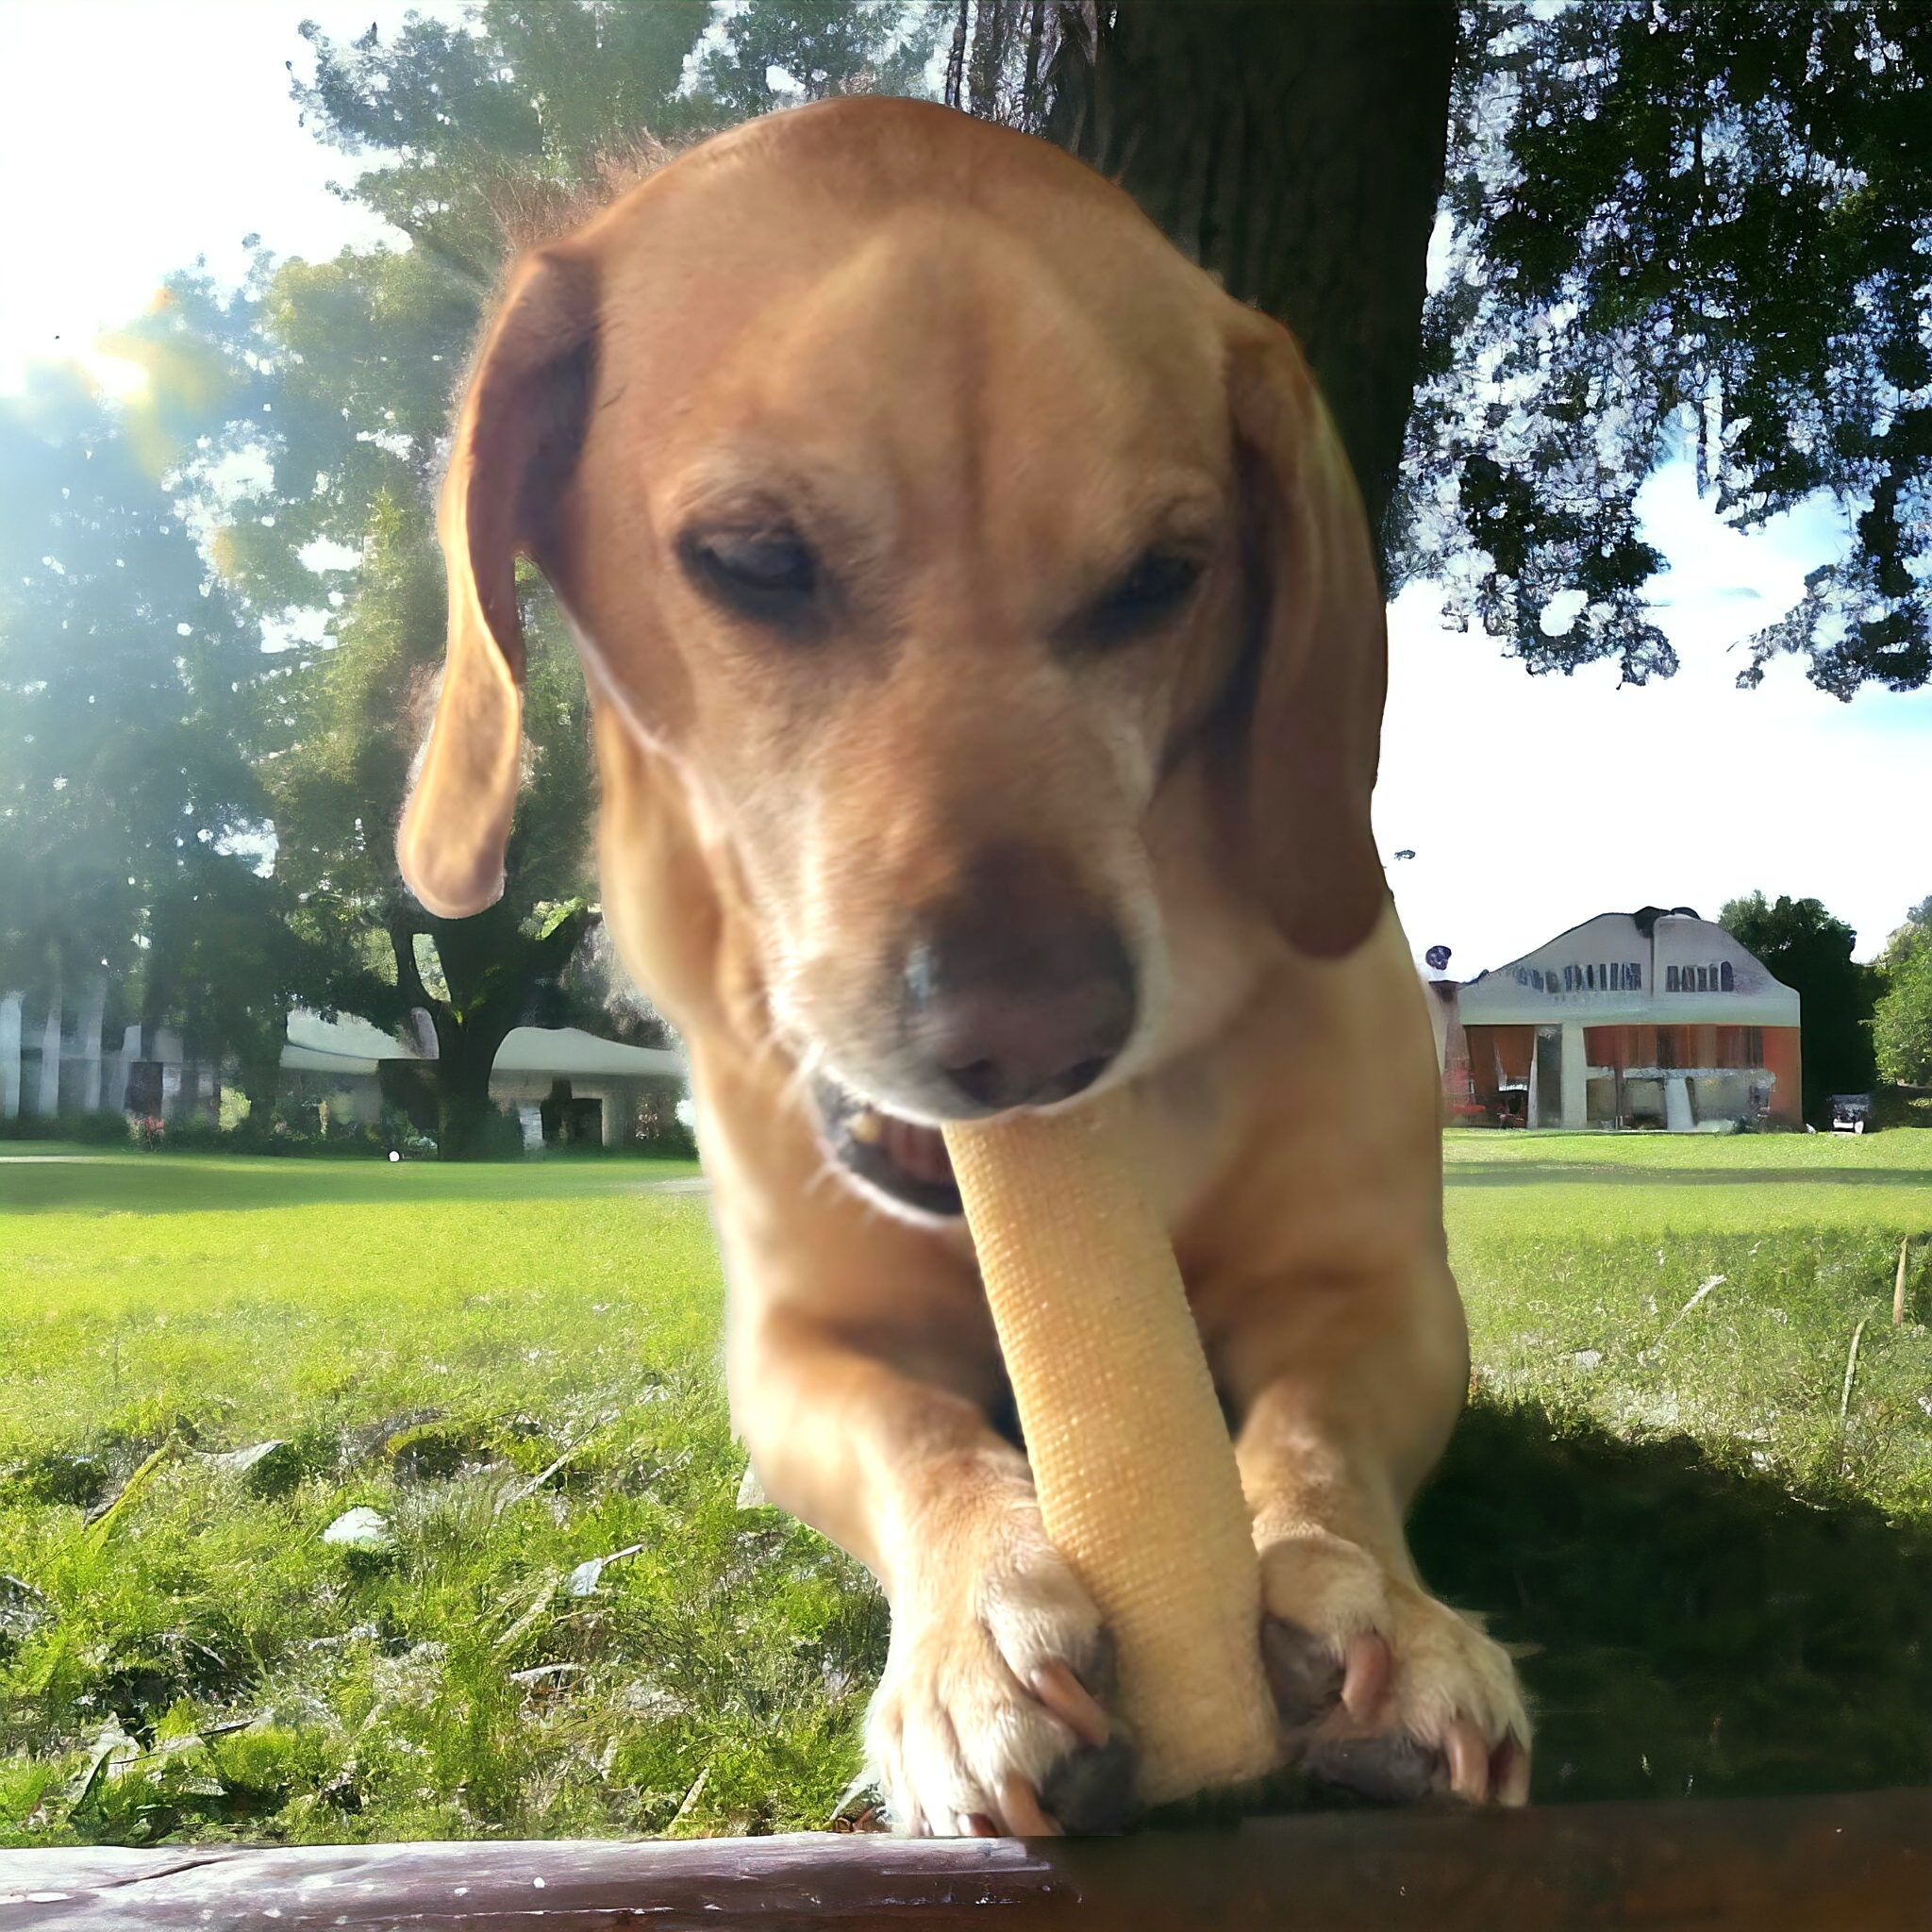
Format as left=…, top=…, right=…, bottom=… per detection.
left=1456, top=910, right=1800, bottom=1028
left=281, top=1008, right=423, bottom=1076
left=281, top=1012, right=687, bottom=1082
left=492, top=1027, right=686, bottom=1080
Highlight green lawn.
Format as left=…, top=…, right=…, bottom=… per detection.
left=2, top=1132, right=1930, bottom=1845
left=1424, top=1128, right=1932, bottom=1806
left=0, top=1149, right=883, bottom=1847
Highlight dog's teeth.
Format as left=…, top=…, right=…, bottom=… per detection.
left=848, top=1109, right=884, bottom=1146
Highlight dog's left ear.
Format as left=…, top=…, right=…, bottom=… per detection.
left=396, top=246, right=598, bottom=918
left=1222, top=310, right=1389, bottom=959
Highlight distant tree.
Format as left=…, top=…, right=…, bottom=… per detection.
left=141, top=853, right=377, bottom=1110
left=703, top=0, right=939, bottom=115
left=0, top=294, right=282, bottom=1081
left=137, top=7, right=720, bottom=1153
left=254, top=489, right=601, bottom=1158
left=295, top=2, right=716, bottom=290
left=1873, top=900, right=1932, bottom=1089
left=1720, top=892, right=1880, bottom=1124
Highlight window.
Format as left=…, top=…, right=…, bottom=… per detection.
left=1745, top=1025, right=1762, bottom=1066
left=1554, top=960, right=1641, bottom=991
left=1667, top=960, right=1732, bottom=994
left=1657, top=1028, right=1676, bottom=1069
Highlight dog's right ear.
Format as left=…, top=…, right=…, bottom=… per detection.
left=396, top=247, right=598, bottom=917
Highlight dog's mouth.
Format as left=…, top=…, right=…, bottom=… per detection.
left=811, top=1074, right=961, bottom=1219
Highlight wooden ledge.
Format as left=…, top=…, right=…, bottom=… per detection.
left=3, top=1788, right=1929, bottom=1929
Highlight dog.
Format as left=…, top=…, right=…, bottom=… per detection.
left=396, top=95, right=1529, bottom=1837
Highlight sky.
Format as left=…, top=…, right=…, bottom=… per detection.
left=0, top=2, right=453, bottom=393
left=1, top=1, right=1925, bottom=967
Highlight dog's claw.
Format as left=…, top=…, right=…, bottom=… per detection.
left=1494, top=1734, right=1532, bottom=1807
left=1030, top=1658, right=1111, bottom=1749
left=996, top=1773, right=1059, bottom=1838
left=1258, top=1534, right=1531, bottom=1809
left=1341, top=1631, right=1391, bottom=1721
left=1445, top=1718, right=1490, bottom=1801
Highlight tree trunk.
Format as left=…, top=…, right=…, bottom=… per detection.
left=428, top=1014, right=506, bottom=1160
left=390, top=901, right=594, bottom=1161
left=239, top=1053, right=284, bottom=1115
left=1046, top=0, right=1457, bottom=570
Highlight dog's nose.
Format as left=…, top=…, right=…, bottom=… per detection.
left=904, top=847, right=1138, bottom=1113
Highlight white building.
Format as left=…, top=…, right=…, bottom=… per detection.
left=282, top=1009, right=688, bottom=1149
left=1430, top=908, right=1802, bottom=1131
left=0, top=985, right=171, bottom=1122
left=0, top=993, right=687, bottom=1151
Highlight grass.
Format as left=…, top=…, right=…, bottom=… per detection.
left=0, top=1130, right=1929, bottom=1845
left=0, top=1149, right=884, bottom=1847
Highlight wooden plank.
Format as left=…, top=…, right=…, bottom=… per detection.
left=2, top=1789, right=1928, bottom=1929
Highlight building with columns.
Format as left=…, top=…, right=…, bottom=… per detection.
left=1428, top=908, right=1802, bottom=1131
left=0, top=987, right=166, bottom=1124
left=1, top=992, right=687, bottom=1151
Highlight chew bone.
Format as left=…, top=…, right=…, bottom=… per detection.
left=943, top=1091, right=1282, bottom=1807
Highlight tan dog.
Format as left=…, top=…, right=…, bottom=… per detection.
left=397, top=96, right=1529, bottom=1836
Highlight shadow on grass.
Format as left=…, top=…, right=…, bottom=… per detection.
left=1411, top=1401, right=1932, bottom=1804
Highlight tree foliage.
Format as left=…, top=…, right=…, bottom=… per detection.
left=702, top=0, right=939, bottom=118
left=295, top=2, right=715, bottom=286
left=148, top=2, right=777, bottom=1150
left=1720, top=892, right=1880, bottom=1123
left=256, top=489, right=605, bottom=1155
left=222, top=0, right=940, bottom=1151
left=1874, top=900, right=1932, bottom=1088
left=1405, top=2, right=1932, bottom=695
left=0, top=285, right=281, bottom=1060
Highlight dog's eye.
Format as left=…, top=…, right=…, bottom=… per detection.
left=681, top=525, right=818, bottom=625
left=1082, top=549, right=1203, bottom=647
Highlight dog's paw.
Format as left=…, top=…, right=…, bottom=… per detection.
left=1258, top=1528, right=1530, bottom=1806
left=867, top=1503, right=1135, bottom=1838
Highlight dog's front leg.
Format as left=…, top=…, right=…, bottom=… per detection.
left=1222, top=1260, right=1532, bottom=1806
left=733, top=1302, right=1131, bottom=1837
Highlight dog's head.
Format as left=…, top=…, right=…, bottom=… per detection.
left=399, top=98, right=1385, bottom=1205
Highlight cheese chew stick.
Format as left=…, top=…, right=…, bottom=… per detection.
left=943, top=1091, right=1281, bottom=1807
